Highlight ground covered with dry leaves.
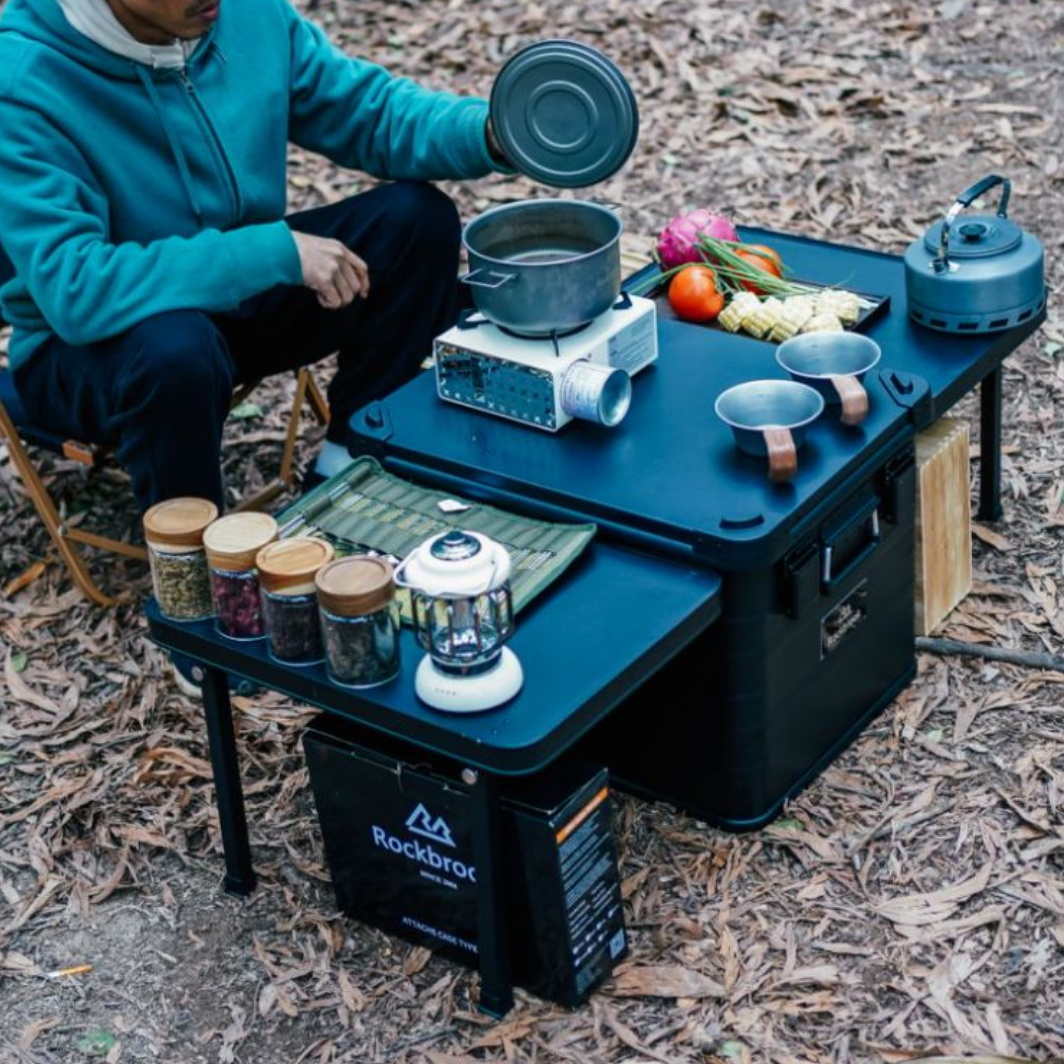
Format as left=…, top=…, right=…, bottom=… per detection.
left=2, top=0, right=1064, bottom=1061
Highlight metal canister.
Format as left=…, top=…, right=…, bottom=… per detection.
left=560, top=360, right=632, bottom=427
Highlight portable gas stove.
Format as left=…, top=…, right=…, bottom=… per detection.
left=434, top=293, right=657, bottom=431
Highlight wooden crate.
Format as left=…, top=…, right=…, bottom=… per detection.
left=914, top=417, right=973, bottom=636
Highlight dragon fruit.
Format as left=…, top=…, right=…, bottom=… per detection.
left=656, top=209, right=739, bottom=270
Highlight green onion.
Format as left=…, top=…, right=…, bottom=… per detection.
left=628, top=235, right=872, bottom=308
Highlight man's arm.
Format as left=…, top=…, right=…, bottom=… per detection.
left=0, top=101, right=304, bottom=348
left=284, top=5, right=502, bottom=182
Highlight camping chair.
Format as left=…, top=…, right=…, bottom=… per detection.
left=0, top=247, right=329, bottom=606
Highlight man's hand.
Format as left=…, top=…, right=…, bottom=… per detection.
left=289, top=229, right=370, bottom=310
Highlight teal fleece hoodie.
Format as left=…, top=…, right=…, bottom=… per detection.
left=0, top=0, right=499, bottom=369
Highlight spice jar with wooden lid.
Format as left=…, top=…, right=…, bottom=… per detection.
left=317, top=556, right=401, bottom=688
left=203, top=512, right=278, bottom=640
left=256, top=538, right=334, bottom=664
left=143, top=497, right=218, bottom=621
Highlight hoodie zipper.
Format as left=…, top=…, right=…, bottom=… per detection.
left=179, top=68, right=245, bottom=221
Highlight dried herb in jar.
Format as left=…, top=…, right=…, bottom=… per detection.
left=210, top=569, right=265, bottom=639
left=143, top=497, right=219, bottom=622
left=203, top=512, right=277, bottom=640
left=151, top=548, right=214, bottom=621
left=316, top=557, right=400, bottom=688
left=256, top=538, right=335, bottom=665
left=261, top=591, right=323, bottom=663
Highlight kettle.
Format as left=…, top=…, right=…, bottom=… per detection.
left=904, top=175, right=1045, bottom=334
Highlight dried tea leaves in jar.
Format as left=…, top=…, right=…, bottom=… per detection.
left=143, top=497, right=218, bottom=622
left=317, top=557, right=401, bottom=688
left=257, top=538, right=335, bottom=665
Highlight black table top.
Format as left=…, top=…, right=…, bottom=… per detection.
left=147, top=539, right=721, bottom=775
left=348, top=227, right=1040, bottom=569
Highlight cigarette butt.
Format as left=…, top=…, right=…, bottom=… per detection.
left=47, top=964, right=93, bottom=979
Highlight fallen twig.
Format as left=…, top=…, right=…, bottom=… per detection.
left=916, top=637, right=1064, bottom=674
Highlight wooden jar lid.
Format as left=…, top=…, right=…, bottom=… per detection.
left=203, top=512, right=278, bottom=572
left=315, top=556, right=395, bottom=617
left=256, top=538, right=335, bottom=594
left=143, top=497, right=219, bottom=548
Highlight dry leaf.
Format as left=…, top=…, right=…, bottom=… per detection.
left=875, top=863, right=993, bottom=926
left=402, top=945, right=432, bottom=976
left=3, top=560, right=48, bottom=597
left=4, top=651, right=60, bottom=712
left=971, top=524, right=1012, bottom=552
left=18, top=1017, right=60, bottom=1050
left=608, top=964, right=726, bottom=999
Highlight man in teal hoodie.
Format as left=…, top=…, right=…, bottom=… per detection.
left=0, top=0, right=511, bottom=508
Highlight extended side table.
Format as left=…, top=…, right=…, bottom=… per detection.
left=148, top=542, right=720, bottom=1017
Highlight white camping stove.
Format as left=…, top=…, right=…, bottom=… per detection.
left=434, top=293, right=658, bottom=431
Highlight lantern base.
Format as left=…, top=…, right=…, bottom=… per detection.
left=415, top=649, right=524, bottom=713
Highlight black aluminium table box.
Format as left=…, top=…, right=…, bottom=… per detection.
left=575, top=437, right=917, bottom=828
left=303, top=718, right=627, bottom=1007
left=347, top=237, right=945, bottom=828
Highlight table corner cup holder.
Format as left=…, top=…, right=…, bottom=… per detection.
left=715, top=380, right=825, bottom=484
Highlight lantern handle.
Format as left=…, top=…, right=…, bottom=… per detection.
left=393, top=536, right=509, bottom=598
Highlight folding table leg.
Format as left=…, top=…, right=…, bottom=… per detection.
left=468, top=770, right=514, bottom=1018
left=978, top=366, right=1003, bottom=522
left=200, top=665, right=257, bottom=896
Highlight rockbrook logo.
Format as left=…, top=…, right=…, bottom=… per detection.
left=405, top=803, right=455, bottom=847
left=371, top=803, right=476, bottom=883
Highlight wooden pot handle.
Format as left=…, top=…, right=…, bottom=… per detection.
left=763, top=427, right=797, bottom=482
left=833, top=374, right=868, bottom=426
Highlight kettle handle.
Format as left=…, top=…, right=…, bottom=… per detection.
left=934, top=174, right=1012, bottom=274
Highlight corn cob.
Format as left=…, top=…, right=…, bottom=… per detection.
left=769, top=296, right=816, bottom=342
left=740, top=297, right=784, bottom=340
left=732, top=297, right=783, bottom=338
left=717, top=291, right=760, bottom=333
left=815, top=289, right=861, bottom=325
left=801, top=312, right=844, bottom=334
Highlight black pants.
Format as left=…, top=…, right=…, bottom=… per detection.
left=12, top=182, right=464, bottom=510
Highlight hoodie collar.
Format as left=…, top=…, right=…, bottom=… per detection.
left=57, top=0, right=200, bottom=71
left=0, top=0, right=213, bottom=80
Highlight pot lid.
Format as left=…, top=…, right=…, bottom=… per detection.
left=316, top=556, right=395, bottom=616
left=143, top=497, right=218, bottom=548
left=923, top=214, right=1023, bottom=259
left=397, top=531, right=512, bottom=597
left=203, top=512, right=278, bottom=571
left=490, top=38, right=639, bottom=188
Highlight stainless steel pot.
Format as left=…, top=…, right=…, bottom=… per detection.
left=461, top=199, right=622, bottom=336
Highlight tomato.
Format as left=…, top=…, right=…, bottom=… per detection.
left=734, top=244, right=783, bottom=294
left=667, top=265, right=725, bottom=323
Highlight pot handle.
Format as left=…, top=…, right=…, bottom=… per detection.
left=460, top=268, right=516, bottom=289
left=933, top=174, right=1012, bottom=274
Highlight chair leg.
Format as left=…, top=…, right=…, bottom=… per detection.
left=277, top=368, right=330, bottom=489
left=0, top=400, right=118, bottom=607
left=304, top=370, right=330, bottom=426
left=277, top=369, right=311, bottom=489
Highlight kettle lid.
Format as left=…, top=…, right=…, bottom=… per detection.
left=923, top=214, right=1022, bottom=259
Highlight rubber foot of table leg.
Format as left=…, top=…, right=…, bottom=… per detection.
left=223, top=871, right=257, bottom=897
left=477, top=990, right=514, bottom=1019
